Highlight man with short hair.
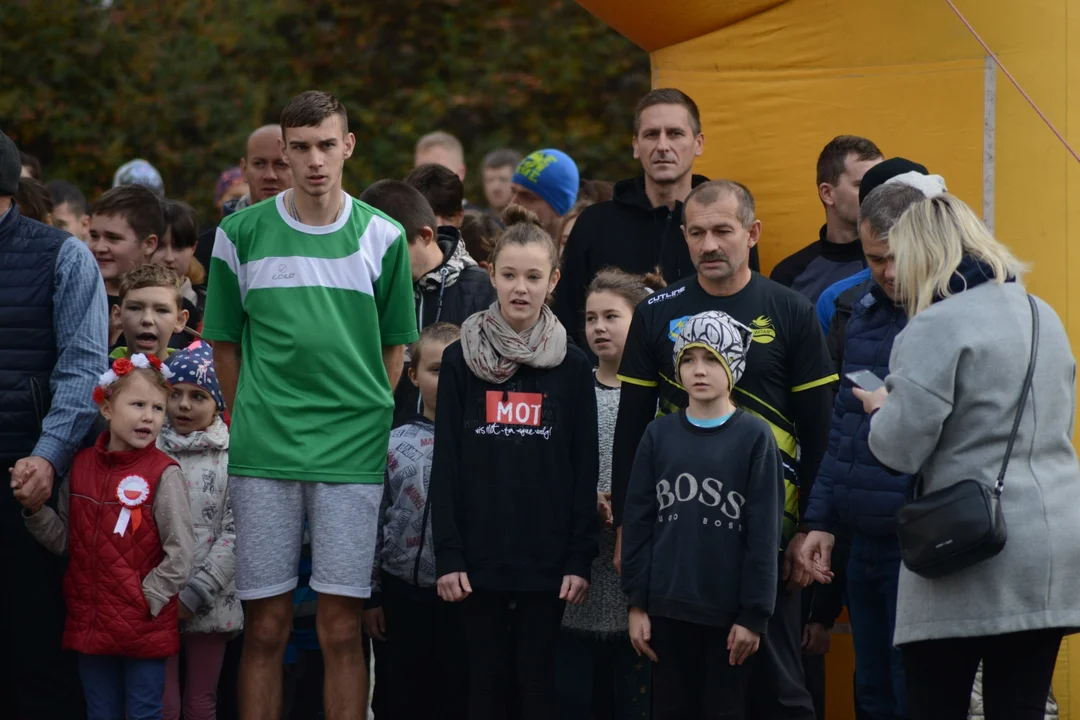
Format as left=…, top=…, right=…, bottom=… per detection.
left=508, top=148, right=579, bottom=240
left=415, top=130, right=466, bottom=182
left=481, top=148, right=522, bottom=214
left=46, top=180, right=91, bottom=242
left=612, top=180, right=835, bottom=720
left=770, top=136, right=883, bottom=302
left=204, top=91, right=418, bottom=720
left=196, top=124, right=296, bottom=270
left=555, top=88, right=758, bottom=345
left=405, top=163, right=466, bottom=228
left=1, top=129, right=107, bottom=720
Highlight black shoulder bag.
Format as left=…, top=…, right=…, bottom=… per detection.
left=895, top=294, right=1039, bottom=579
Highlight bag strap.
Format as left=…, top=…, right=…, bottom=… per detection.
left=994, top=294, right=1040, bottom=496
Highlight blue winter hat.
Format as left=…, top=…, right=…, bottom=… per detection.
left=512, top=149, right=579, bottom=216
left=113, top=158, right=165, bottom=198
left=165, top=341, right=225, bottom=410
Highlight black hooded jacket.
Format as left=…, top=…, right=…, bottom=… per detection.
left=554, top=175, right=759, bottom=344
left=392, top=226, right=496, bottom=427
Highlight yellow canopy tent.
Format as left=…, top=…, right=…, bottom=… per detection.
left=575, top=0, right=1080, bottom=716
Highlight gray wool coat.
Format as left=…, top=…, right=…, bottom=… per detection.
left=868, top=281, right=1080, bottom=646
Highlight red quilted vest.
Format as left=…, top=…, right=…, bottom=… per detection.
left=63, top=432, right=181, bottom=658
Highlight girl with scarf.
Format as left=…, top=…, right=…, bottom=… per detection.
left=430, top=205, right=599, bottom=720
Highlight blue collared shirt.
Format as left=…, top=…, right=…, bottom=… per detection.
left=25, top=223, right=109, bottom=475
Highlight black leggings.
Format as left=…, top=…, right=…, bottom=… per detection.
left=462, top=590, right=566, bottom=720
left=902, top=629, right=1063, bottom=720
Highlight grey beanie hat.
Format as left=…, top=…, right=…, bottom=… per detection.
left=672, top=310, right=753, bottom=388
left=0, top=130, right=20, bottom=197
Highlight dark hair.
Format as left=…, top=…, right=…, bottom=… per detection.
left=280, top=91, right=349, bottom=135
left=405, top=164, right=464, bottom=220
left=816, top=135, right=883, bottom=187
left=633, top=88, right=701, bottom=136
left=858, top=183, right=927, bottom=241
left=14, top=177, right=53, bottom=223
left=162, top=199, right=199, bottom=250
left=92, top=185, right=166, bottom=242
left=19, top=151, right=41, bottom=179
left=411, top=322, right=461, bottom=367
left=45, top=180, right=87, bottom=216
left=586, top=267, right=666, bottom=311
left=117, top=263, right=183, bottom=309
left=482, top=148, right=523, bottom=170
left=460, top=214, right=501, bottom=264
left=684, top=179, right=756, bottom=228
left=359, top=180, right=437, bottom=244
left=578, top=179, right=614, bottom=204
left=491, top=204, right=559, bottom=271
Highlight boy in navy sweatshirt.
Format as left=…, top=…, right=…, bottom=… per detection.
left=621, top=310, right=784, bottom=719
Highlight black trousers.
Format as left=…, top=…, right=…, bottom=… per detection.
left=650, top=616, right=753, bottom=720
left=377, top=574, right=468, bottom=719
left=462, top=590, right=566, bottom=720
left=746, top=568, right=817, bottom=720
left=902, top=629, right=1063, bottom=720
left=0, top=463, right=84, bottom=720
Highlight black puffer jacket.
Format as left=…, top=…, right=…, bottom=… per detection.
left=392, top=226, right=496, bottom=427
left=555, top=175, right=759, bottom=345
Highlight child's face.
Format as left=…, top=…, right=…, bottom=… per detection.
left=115, top=286, right=188, bottom=358
left=168, top=383, right=217, bottom=435
left=409, top=340, right=450, bottom=419
left=89, top=213, right=157, bottom=288
left=585, top=291, right=634, bottom=364
left=100, top=373, right=168, bottom=452
left=151, top=226, right=195, bottom=278
left=490, top=243, right=558, bottom=333
left=679, top=347, right=731, bottom=403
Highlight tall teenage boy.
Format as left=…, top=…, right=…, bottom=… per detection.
left=203, top=90, right=418, bottom=720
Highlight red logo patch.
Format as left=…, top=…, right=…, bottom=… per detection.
left=485, top=391, right=544, bottom=426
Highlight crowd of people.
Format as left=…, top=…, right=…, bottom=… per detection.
left=4, top=83, right=1080, bottom=720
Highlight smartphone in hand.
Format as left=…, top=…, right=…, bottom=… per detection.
left=845, top=370, right=886, bottom=392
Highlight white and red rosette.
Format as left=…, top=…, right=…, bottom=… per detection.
left=114, top=475, right=151, bottom=536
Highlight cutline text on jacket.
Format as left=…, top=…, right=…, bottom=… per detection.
left=647, top=285, right=686, bottom=305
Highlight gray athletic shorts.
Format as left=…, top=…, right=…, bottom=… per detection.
left=230, top=476, right=383, bottom=601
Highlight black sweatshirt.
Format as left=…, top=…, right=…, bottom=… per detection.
left=769, top=224, right=867, bottom=303
left=611, top=274, right=836, bottom=537
left=430, top=341, right=599, bottom=593
left=621, top=410, right=783, bottom=633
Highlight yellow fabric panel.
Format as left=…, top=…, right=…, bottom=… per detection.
left=574, top=0, right=784, bottom=53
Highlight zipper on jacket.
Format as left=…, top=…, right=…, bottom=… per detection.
left=412, top=486, right=434, bottom=586
left=87, top=464, right=107, bottom=647
left=658, top=209, right=673, bottom=272
left=30, top=377, right=45, bottom=431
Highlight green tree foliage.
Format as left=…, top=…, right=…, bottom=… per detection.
left=1, top=0, right=649, bottom=221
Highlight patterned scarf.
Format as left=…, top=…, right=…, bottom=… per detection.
left=461, top=302, right=567, bottom=384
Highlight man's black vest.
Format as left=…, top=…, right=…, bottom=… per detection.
left=0, top=204, right=64, bottom=461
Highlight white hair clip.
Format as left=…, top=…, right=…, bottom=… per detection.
left=886, top=171, right=948, bottom=198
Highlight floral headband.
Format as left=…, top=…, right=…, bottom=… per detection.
left=93, top=353, right=175, bottom=405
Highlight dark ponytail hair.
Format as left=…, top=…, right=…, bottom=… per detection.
left=491, top=204, right=559, bottom=272
left=585, top=267, right=666, bottom=311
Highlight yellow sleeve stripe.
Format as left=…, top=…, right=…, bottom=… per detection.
left=617, top=375, right=659, bottom=388
left=792, top=374, right=840, bottom=393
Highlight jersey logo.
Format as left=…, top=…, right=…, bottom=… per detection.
left=750, top=316, right=776, bottom=344
left=647, top=285, right=685, bottom=305
left=668, top=316, right=692, bottom=342
left=485, top=391, right=544, bottom=426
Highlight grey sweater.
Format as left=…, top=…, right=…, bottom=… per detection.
left=869, top=282, right=1080, bottom=645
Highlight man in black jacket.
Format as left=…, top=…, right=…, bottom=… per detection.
left=359, top=180, right=495, bottom=426
left=555, top=88, right=759, bottom=344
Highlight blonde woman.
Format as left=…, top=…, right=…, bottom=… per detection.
left=840, top=194, right=1080, bottom=719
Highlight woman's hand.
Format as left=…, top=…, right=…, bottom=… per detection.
left=597, top=491, right=613, bottom=528
left=798, top=530, right=836, bottom=585
left=560, top=575, right=590, bottom=605
left=437, top=572, right=472, bottom=602
left=362, top=607, right=387, bottom=642
left=613, top=526, right=623, bottom=576
left=629, top=607, right=658, bottom=662
left=852, top=386, right=889, bottom=416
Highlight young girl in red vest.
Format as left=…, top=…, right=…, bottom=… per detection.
left=14, top=353, right=195, bottom=720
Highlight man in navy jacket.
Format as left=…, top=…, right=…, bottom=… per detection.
left=800, top=162, right=942, bottom=720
